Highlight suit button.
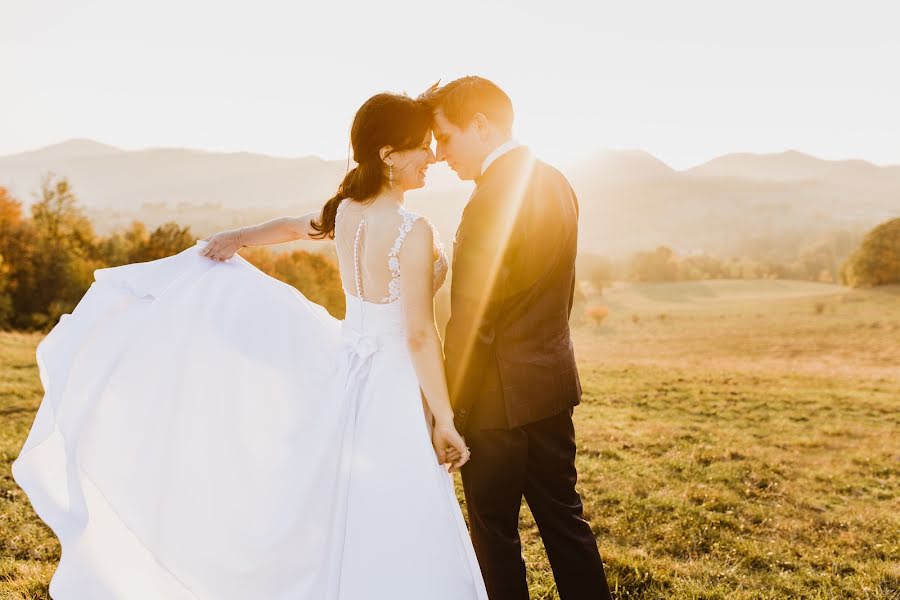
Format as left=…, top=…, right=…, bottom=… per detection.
left=477, top=326, right=495, bottom=344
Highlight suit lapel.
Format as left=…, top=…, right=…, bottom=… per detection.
left=453, top=184, right=483, bottom=260
left=452, top=146, right=532, bottom=263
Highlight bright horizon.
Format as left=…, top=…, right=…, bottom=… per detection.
left=3, top=0, right=899, bottom=170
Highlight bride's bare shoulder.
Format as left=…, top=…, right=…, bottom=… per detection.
left=397, top=217, right=435, bottom=260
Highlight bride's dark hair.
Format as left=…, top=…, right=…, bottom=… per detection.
left=310, top=93, right=432, bottom=239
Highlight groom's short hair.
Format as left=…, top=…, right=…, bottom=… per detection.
left=420, top=76, right=514, bottom=134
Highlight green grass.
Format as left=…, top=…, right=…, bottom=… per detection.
left=2, top=281, right=899, bottom=599
left=0, top=332, right=59, bottom=600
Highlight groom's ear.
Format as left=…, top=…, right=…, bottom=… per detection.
left=379, top=146, right=394, bottom=166
left=472, top=113, right=491, bottom=140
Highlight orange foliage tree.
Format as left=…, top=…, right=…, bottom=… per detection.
left=841, top=218, right=900, bottom=287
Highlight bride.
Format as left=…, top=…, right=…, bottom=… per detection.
left=12, top=92, right=489, bottom=599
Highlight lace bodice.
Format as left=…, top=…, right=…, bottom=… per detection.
left=335, top=199, right=448, bottom=304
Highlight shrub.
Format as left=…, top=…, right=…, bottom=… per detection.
left=841, top=218, right=900, bottom=287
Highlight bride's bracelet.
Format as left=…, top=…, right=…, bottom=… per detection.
left=237, top=227, right=246, bottom=248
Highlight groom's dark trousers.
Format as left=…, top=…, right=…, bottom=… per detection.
left=445, top=147, right=611, bottom=600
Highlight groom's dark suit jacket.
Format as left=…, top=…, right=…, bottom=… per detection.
left=445, top=146, right=582, bottom=434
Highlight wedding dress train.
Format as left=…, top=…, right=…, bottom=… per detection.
left=12, top=203, right=488, bottom=599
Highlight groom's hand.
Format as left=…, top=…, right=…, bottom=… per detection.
left=432, top=425, right=470, bottom=472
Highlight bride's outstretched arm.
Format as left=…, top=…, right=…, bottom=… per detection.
left=399, top=220, right=469, bottom=472
left=201, top=210, right=322, bottom=261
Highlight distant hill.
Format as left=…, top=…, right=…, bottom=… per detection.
left=0, top=141, right=351, bottom=211
left=1, top=140, right=897, bottom=258
left=686, top=150, right=900, bottom=187
left=570, top=150, right=680, bottom=185
left=0, top=139, right=125, bottom=164
left=568, top=150, right=899, bottom=257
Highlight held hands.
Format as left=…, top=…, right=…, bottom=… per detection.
left=432, top=423, right=471, bottom=473
left=200, top=229, right=244, bottom=261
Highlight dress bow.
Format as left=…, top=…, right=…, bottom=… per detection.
left=342, top=328, right=379, bottom=361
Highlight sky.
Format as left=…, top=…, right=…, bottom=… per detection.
left=2, top=0, right=899, bottom=170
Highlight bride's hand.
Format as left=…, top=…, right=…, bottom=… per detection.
left=200, top=229, right=243, bottom=261
left=432, top=424, right=470, bottom=473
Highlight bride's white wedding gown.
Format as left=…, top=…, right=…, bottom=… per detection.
left=12, top=199, right=488, bottom=600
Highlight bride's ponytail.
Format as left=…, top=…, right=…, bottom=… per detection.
left=310, top=168, right=355, bottom=240
left=309, top=160, right=384, bottom=239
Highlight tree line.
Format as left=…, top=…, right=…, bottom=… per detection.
left=2, top=175, right=895, bottom=331
left=0, top=176, right=344, bottom=331
left=578, top=218, right=899, bottom=289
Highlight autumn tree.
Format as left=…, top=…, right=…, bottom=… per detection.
left=629, top=245, right=679, bottom=282
left=0, top=253, right=13, bottom=328
left=94, top=220, right=149, bottom=266
left=23, top=175, right=100, bottom=327
left=841, top=217, right=900, bottom=287
left=0, top=188, right=33, bottom=322
left=240, top=247, right=345, bottom=318
left=679, top=253, right=726, bottom=280
left=133, top=222, right=196, bottom=262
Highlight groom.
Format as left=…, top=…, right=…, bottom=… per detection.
left=421, top=77, right=612, bottom=600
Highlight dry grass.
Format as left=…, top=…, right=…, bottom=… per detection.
left=2, top=281, right=899, bottom=599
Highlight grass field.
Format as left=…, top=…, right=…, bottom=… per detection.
left=2, top=280, right=899, bottom=599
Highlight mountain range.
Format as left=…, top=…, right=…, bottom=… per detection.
left=1, top=140, right=897, bottom=257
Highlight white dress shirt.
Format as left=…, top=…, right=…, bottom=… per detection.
left=480, top=139, right=521, bottom=177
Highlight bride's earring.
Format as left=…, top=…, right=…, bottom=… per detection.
left=388, top=164, right=394, bottom=188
